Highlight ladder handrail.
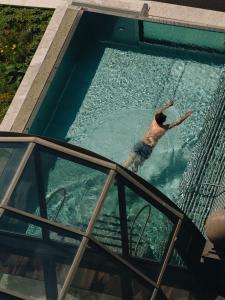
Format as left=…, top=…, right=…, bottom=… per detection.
left=46, top=180, right=92, bottom=223
left=46, top=187, right=67, bottom=221
left=129, top=204, right=151, bottom=256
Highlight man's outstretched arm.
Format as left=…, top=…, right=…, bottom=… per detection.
left=157, top=101, right=174, bottom=114
left=168, top=111, right=192, bottom=129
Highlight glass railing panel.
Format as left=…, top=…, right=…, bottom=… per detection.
left=124, top=183, right=175, bottom=281
left=7, top=145, right=109, bottom=232
left=0, top=142, right=28, bottom=200
left=92, top=178, right=122, bottom=254
left=125, top=184, right=174, bottom=259
left=65, top=240, right=154, bottom=300
left=0, top=211, right=82, bottom=299
left=92, top=177, right=177, bottom=282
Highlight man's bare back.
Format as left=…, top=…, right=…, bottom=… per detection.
left=143, top=117, right=168, bottom=146
left=123, top=101, right=192, bottom=172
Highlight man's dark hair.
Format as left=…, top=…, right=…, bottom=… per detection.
left=155, top=112, right=167, bottom=125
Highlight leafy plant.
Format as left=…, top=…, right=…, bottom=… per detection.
left=0, top=5, right=53, bottom=122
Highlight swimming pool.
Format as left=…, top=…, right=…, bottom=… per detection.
left=29, top=12, right=225, bottom=233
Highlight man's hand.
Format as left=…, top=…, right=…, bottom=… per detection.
left=186, top=111, right=192, bottom=117
left=168, top=101, right=174, bottom=107
left=157, top=101, right=175, bottom=114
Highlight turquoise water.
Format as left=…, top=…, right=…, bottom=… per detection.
left=26, top=16, right=225, bottom=264
left=38, top=42, right=225, bottom=202
left=143, top=21, right=225, bottom=52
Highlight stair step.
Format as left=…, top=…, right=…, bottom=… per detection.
left=92, top=232, right=144, bottom=245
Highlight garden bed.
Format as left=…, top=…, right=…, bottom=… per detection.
left=0, top=6, right=52, bottom=122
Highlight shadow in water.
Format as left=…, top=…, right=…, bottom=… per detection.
left=149, top=145, right=189, bottom=190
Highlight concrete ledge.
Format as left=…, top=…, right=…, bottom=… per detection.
left=146, top=1, right=225, bottom=32
left=0, top=0, right=67, bottom=9
left=0, top=7, right=82, bottom=132
left=72, top=0, right=150, bottom=18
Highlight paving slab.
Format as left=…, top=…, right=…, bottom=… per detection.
left=71, top=0, right=149, bottom=17
left=148, top=1, right=225, bottom=31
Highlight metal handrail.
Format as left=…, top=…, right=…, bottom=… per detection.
left=79, top=180, right=91, bottom=203
left=46, top=187, right=66, bottom=221
left=46, top=181, right=92, bottom=223
left=188, top=183, right=225, bottom=198
left=129, top=205, right=151, bottom=256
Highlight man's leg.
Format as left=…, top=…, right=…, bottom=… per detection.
left=132, top=156, right=145, bottom=173
left=122, top=153, right=136, bottom=168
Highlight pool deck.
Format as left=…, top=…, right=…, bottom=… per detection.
left=1, top=0, right=225, bottom=133
left=148, top=0, right=225, bottom=13
left=148, top=0, right=225, bottom=31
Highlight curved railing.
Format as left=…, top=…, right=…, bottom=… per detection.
left=129, top=205, right=151, bottom=256
left=0, top=132, right=206, bottom=292
left=46, top=187, right=67, bottom=221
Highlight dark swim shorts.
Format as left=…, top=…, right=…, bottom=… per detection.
left=133, top=141, right=153, bottom=160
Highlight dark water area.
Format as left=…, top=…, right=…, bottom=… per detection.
left=157, top=0, right=225, bottom=12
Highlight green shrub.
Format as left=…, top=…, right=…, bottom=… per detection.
left=0, top=6, right=53, bottom=122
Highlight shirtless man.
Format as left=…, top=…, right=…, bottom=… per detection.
left=123, top=101, right=192, bottom=172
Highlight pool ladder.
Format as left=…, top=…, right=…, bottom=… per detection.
left=129, top=205, right=151, bottom=256
left=46, top=187, right=67, bottom=221
left=92, top=205, right=151, bottom=256
left=46, top=187, right=152, bottom=256
left=45, top=179, right=92, bottom=221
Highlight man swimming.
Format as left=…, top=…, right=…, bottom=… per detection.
left=122, top=101, right=192, bottom=172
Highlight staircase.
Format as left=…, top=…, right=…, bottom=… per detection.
left=92, top=214, right=146, bottom=255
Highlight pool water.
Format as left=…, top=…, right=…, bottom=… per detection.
left=38, top=42, right=225, bottom=203
left=26, top=14, right=225, bottom=263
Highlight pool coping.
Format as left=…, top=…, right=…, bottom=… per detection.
left=1, top=0, right=225, bottom=133
left=147, top=1, right=225, bottom=33
left=72, top=0, right=225, bottom=32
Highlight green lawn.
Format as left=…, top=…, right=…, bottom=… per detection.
left=0, top=6, right=53, bottom=122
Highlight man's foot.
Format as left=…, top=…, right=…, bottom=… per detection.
left=132, top=166, right=138, bottom=173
